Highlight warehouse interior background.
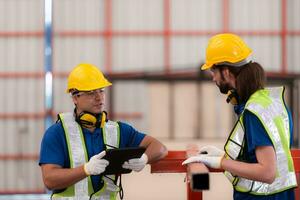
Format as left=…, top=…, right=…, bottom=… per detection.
left=0, top=0, right=300, bottom=199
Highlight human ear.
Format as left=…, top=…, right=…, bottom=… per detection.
left=72, top=96, right=78, bottom=105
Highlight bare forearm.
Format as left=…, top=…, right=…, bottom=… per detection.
left=140, top=136, right=168, bottom=164
left=222, top=146, right=276, bottom=184
left=222, top=158, right=275, bottom=184
left=145, top=141, right=168, bottom=163
left=42, top=164, right=87, bottom=190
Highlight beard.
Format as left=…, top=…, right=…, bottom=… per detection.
left=217, top=82, right=231, bottom=94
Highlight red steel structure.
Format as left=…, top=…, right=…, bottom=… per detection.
left=0, top=0, right=299, bottom=194
left=151, top=150, right=300, bottom=200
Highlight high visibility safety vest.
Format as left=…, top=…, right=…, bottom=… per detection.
left=224, top=87, right=297, bottom=195
left=52, top=112, right=121, bottom=200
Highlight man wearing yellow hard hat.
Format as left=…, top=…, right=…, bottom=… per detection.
left=39, top=63, right=168, bottom=200
left=183, top=33, right=297, bottom=200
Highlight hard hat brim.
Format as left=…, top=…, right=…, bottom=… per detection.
left=66, top=81, right=112, bottom=93
left=201, top=63, right=212, bottom=70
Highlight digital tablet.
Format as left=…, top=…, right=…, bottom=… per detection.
left=103, top=147, right=146, bottom=175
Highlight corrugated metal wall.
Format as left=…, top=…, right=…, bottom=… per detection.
left=0, top=0, right=45, bottom=193
left=0, top=0, right=300, bottom=195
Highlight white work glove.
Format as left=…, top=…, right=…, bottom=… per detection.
left=84, top=151, right=109, bottom=176
left=182, top=154, right=223, bottom=169
left=199, top=145, right=225, bottom=157
left=122, top=153, right=148, bottom=172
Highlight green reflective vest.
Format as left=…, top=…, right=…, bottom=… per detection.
left=224, top=87, right=297, bottom=195
left=52, top=113, right=120, bottom=200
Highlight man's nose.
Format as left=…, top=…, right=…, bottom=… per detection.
left=94, top=91, right=103, bottom=99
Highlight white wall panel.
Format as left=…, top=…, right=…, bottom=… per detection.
left=54, top=37, right=105, bottom=72
left=287, top=37, right=300, bottom=73
left=171, top=36, right=209, bottom=69
left=0, top=119, right=44, bottom=190
left=231, top=0, right=280, bottom=30
left=0, top=161, right=3, bottom=189
left=172, top=0, right=222, bottom=30
left=113, top=37, right=164, bottom=71
left=0, top=0, right=43, bottom=31
left=0, top=38, right=43, bottom=71
left=113, top=0, right=163, bottom=31
left=243, top=36, right=281, bottom=71
left=113, top=81, right=148, bottom=131
left=0, top=119, right=44, bottom=154
left=288, top=0, right=300, bottom=30
left=6, top=161, right=16, bottom=189
left=53, top=0, right=104, bottom=30
left=199, top=82, right=233, bottom=139
left=4, top=161, right=43, bottom=190
left=173, top=82, right=198, bottom=139
left=53, top=77, right=74, bottom=113
left=0, top=79, right=44, bottom=113
left=148, top=82, right=170, bottom=139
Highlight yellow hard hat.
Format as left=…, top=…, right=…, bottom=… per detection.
left=66, top=63, right=112, bottom=93
left=201, top=33, right=252, bottom=70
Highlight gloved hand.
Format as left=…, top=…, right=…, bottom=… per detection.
left=122, top=153, right=148, bottom=172
left=182, top=154, right=224, bottom=169
left=84, top=151, right=109, bottom=176
left=199, top=145, right=225, bottom=156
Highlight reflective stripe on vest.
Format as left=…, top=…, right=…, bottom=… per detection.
left=224, top=87, right=297, bottom=195
left=91, top=120, right=120, bottom=200
left=52, top=113, right=120, bottom=200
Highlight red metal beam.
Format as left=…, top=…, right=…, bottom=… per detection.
left=0, top=112, right=142, bottom=120
left=3, top=30, right=300, bottom=38
left=151, top=149, right=300, bottom=200
left=0, top=72, right=44, bottom=78
left=163, top=0, right=171, bottom=72
left=113, top=112, right=143, bottom=119
left=151, top=151, right=186, bottom=173
left=152, top=149, right=300, bottom=173
left=0, top=112, right=45, bottom=119
left=52, top=30, right=300, bottom=37
left=1, top=69, right=298, bottom=80
left=0, top=31, right=43, bottom=37
left=0, top=154, right=38, bottom=160
left=104, top=0, right=113, bottom=73
left=0, top=189, right=45, bottom=194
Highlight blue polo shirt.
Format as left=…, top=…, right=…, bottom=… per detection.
left=233, top=104, right=295, bottom=200
left=39, top=120, right=146, bottom=192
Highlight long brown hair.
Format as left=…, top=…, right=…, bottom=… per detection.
left=230, top=62, right=266, bottom=102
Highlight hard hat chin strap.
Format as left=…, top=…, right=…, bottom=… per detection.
left=74, top=108, right=107, bottom=129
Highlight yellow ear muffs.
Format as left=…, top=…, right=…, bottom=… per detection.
left=226, top=90, right=239, bottom=105
left=80, top=113, right=97, bottom=125
left=100, top=111, right=106, bottom=128
left=76, top=111, right=107, bottom=129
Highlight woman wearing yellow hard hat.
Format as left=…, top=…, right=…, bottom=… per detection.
left=39, top=63, right=168, bottom=200
left=183, top=33, right=297, bottom=200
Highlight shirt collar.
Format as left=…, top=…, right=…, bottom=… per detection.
left=234, top=103, right=245, bottom=115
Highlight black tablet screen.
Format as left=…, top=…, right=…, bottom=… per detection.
left=103, top=147, right=146, bottom=175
